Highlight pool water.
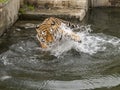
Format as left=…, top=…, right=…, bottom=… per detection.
left=0, top=8, right=120, bottom=90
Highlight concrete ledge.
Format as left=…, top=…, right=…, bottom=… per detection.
left=20, top=9, right=86, bottom=21
left=20, top=0, right=88, bottom=21
left=0, top=0, right=20, bottom=36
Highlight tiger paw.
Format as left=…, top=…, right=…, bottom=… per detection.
left=40, top=43, right=48, bottom=48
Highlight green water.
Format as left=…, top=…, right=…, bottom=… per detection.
left=0, top=8, right=120, bottom=90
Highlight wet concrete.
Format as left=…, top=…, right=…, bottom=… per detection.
left=20, top=0, right=88, bottom=21
left=90, top=0, right=120, bottom=7
left=109, top=0, right=120, bottom=6
left=20, top=9, right=86, bottom=21
left=0, top=0, right=20, bottom=36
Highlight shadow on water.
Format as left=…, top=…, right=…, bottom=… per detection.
left=0, top=8, right=120, bottom=90
left=87, top=8, right=120, bottom=38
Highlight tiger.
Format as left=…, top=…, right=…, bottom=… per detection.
left=36, top=17, right=81, bottom=49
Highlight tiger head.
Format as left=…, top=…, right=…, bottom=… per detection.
left=36, top=17, right=61, bottom=48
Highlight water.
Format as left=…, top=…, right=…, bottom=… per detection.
left=0, top=8, right=120, bottom=90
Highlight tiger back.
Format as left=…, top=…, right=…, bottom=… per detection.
left=36, top=17, right=81, bottom=48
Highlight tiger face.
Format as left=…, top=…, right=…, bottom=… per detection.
left=36, top=25, right=53, bottom=48
left=36, top=17, right=60, bottom=48
left=36, top=17, right=81, bottom=48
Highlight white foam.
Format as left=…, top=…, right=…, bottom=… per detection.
left=50, top=40, right=75, bottom=57
left=74, top=33, right=119, bottom=55
left=41, top=25, right=120, bottom=57
left=74, top=33, right=107, bottom=55
left=1, top=56, right=13, bottom=65
left=0, top=75, right=12, bottom=81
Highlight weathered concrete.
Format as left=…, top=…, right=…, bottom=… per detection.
left=24, top=0, right=88, bottom=10
left=20, top=0, right=24, bottom=6
left=90, top=0, right=120, bottom=7
left=21, top=9, right=87, bottom=21
left=0, top=0, right=20, bottom=36
left=20, top=0, right=88, bottom=21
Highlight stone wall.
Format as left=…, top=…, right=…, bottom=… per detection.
left=0, top=0, right=20, bottom=36
left=90, top=0, right=120, bottom=7
left=20, top=0, right=88, bottom=21
left=23, top=0, right=88, bottom=10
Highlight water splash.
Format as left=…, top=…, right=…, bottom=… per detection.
left=44, top=25, right=120, bottom=57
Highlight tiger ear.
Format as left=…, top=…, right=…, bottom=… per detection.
left=36, top=24, right=40, bottom=29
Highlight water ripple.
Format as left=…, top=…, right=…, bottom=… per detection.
left=47, top=75, right=120, bottom=90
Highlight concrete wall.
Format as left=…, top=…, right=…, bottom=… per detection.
left=90, top=0, right=120, bottom=7
left=0, top=0, right=20, bottom=36
left=22, top=0, right=120, bottom=9
left=24, top=0, right=88, bottom=10
left=21, top=0, right=88, bottom=21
